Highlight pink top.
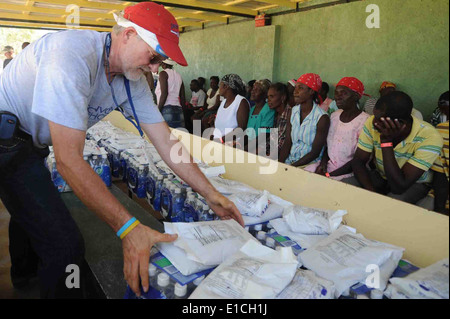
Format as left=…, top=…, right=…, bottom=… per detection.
left=155, top=68, right=182, bottom=107
left=305, top=109, right=369, bottom=180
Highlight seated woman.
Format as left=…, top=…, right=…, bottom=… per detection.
left=285, top=73, right=330, bottom=168
left=305, top=77, right=370, bottom=180
left=263, top=82, right=292, bottom=162
left=211, top=74, right=250, bottom=146
left=191, top=76, right=221, bottom=133
left=246, top=79, right=275, bottom=143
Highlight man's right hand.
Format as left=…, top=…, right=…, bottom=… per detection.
left=122, top=224, right=177, bottom=297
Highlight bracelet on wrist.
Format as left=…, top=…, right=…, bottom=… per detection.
left=117, top=217, right=141, bottom=240
left=380, top=142, right=393, bottom=148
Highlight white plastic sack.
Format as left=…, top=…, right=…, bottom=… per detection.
left=189, top=240, right=298, bottom=299
left=386, top=258, right=449, bottom=299
left=158, top=220, right=258, bottom=275
left=243, top=203, right=284, bottom=226
left=298, top=226, right=404, bottom=297
left=207, top=176, right=259, bottom=195
left=157, top=241, right=213, bottom=276
left=228, top=190, right=271, bottom=217
left=269, top=218, right=328, bottom=249
left=283, top=205, right=347, bottom=235
left=276, top=269, right=336, bottom=299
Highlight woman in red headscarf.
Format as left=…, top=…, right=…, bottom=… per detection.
left=305, top=77, right=370, bottom=180
left=285, top=73, right=330, bottom=168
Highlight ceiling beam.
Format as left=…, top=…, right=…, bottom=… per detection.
left=168, top=9, right=228, bottom=23
left=0, top=19, right=110, bottom=32
left=0, top=3, right=114, bottom=20
left=149, top=1, right=256, bottom=17
left=0, top=11, right=114, bottom=27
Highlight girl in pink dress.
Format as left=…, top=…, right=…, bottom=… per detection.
left=305, top=77, right=370, bottom=180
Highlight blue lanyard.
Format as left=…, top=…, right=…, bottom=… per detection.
left=105, top=33, right=144, bottom=137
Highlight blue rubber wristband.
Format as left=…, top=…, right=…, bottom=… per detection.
left=116, top=217, right=137, bottom=238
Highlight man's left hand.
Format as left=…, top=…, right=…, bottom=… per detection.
left=205, top=191, right=244, bottom=226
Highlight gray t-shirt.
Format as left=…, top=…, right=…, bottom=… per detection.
left=0, top=30, right=163, bottom=148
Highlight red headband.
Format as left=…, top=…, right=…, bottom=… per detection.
left=297, top=73, right=323, bottom=104
left=336, top=77, right=369, bottom=98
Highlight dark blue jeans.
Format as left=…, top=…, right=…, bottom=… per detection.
left=161, top=105, right=185, bottom=129
left=0, top=135, right=86, bottom=298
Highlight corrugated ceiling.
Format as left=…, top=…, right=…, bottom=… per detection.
left=0, top=0, right=309, bottom=31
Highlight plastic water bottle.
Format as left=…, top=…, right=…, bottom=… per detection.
left=256, top=231, right=267, bottom=244
left=153, top=175, right=165, bottom=211
left=199, top=204, right=213, bottom=221
left=265, top=237, right=276, bottom=249
left=183, top=194, right=198, bottom=223
left=187, top=275, right=205, bottom=296
left=161, top=182, right=174, bottom=219
left=174, top=283, right=188, bottom=299
left=156, top=272, right=173, bottom=299
left=98, top=154, right=111, bottom=187
left=119, top=152, right=128, bottom=181
left=127, top=160, right=138, bottom=193
left=250, top=224, right=263, bottom=237
left=171, top=188, right=186, bottom=222
left=136, top=164, right=147, bottom=198
left=146, top=169, right=156, bottom=205
left=148, top=264, right=159, bottom=289
left=112, top=150, right=121, bottom=177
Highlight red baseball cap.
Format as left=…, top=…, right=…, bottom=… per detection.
left=122, top=2, right=188, bottom=66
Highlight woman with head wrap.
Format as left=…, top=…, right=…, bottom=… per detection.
left=305, top=77, right=370, bottom=180
left=246, top=79, right=275, bottom=142
left=212, top=74, right=250, bottom=145
left=285, top=73, right=330, bottom=168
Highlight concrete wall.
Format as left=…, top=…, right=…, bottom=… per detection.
left=176, top=0, right=449, bottom=120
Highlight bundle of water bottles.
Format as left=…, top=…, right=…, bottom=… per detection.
left=86, top=121, right=219, bottom=223
left=45, top=140, right=111, bottom=193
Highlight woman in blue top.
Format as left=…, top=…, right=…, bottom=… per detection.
left=285, top=73, right=330, bottom=168
left=246, top=79, right=275, bottom=142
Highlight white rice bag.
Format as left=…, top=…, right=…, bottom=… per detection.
left=156, top=242, right=213, bottom=276
left=269, top=218, right=328, bottom=249
left=276, top=269, right=336, bottom=299
left=158, top=220, right=258, bottom=274
left=189, top=240, right=298, bottom=299
left=243, top=203, right=284, bottom=226
left=283, top=205, right=347, bottom=235
left=298, top=226, right=404, bottom=297
left=228, top=190, right=271, bottom=217
left=386, top=258, right=449, bottom=299
left=207, top=176, right=259, bottom=195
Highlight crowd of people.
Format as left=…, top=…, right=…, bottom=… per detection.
left=153, top=66, right=449, bottom=216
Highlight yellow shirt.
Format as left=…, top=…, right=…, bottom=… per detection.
left=430, top=121, right=449, bottom=209
left=358, top=116, right=444, bottom=183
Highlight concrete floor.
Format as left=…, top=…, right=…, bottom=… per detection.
left=0, top=200, right=39, bottom=299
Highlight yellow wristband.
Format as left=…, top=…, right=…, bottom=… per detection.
left=119, top=220, right=141, bottom=240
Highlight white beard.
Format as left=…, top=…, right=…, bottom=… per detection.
left=124, top=68, right=144, bottom=82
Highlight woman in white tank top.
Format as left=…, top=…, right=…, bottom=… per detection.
left=213, top=74, right=250, bottom=144
left=155, top=59, right=186, bottom=128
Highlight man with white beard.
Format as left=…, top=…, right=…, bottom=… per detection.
left=0, top=1, right=243, bottom=298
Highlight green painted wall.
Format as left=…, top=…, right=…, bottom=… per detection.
left=176, top=0, right=449, bottom=120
